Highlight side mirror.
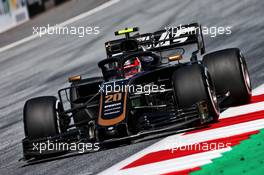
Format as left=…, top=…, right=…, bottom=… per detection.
left=168, top=54, right=183, bottom=62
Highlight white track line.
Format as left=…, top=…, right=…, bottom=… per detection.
left=253, top=84, right=264, bottom=95
left=0, top=0, right=120, bottom=53
left=220, top=101, right=264, bottom=119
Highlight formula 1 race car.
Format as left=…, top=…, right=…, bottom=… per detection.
left=22, top=23, right=252, bottom=160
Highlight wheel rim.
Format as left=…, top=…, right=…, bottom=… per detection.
left=55, top=100, right=61, bottom=133
left=205, top=68, right=220, bottom=116
left=240, top=55, right=251, bottom=94
left=207, top=80, right=219, bottom=115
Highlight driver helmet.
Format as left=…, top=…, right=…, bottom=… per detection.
left=123, top=57, right=141, bottom=78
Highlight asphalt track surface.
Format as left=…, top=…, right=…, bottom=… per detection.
left=0, top=0, right=109, bottom=47
left=0, top=0, right=264, bottom=174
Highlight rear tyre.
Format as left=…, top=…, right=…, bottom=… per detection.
left=172, top=64, right=220, bottom=122
left=203, top=48, right=252, bottom=106
left=23, top=96, right=61, bottom=139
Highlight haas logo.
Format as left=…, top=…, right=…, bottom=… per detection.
left=138, top=26, right=197, bottom=49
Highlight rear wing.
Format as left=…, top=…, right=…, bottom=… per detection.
left=105, top=23, right=205, bottom=57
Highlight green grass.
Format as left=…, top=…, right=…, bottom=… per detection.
left=191, top=130, right=264, bottom=175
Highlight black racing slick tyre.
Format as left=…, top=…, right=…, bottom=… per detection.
left=203, top=48, right=252, bottom=106
left=172, top=64, right=220, bottom=122
left=23, top=96, right=61, bottom=139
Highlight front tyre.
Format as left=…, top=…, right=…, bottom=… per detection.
left=203, top=48, right=252, bottom=106
left=23, top=96, right=62, bottom=139
left=172, top=64, right=220, bottom=122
